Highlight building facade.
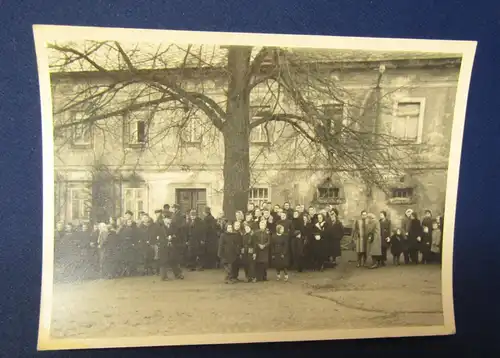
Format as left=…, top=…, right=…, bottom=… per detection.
left=51, top=54, right=460, bottom=228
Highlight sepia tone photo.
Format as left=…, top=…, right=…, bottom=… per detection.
left=33, top=25, right=476, bottom=350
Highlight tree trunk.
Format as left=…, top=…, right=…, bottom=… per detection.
left=222, top=47, right=252, bottom=221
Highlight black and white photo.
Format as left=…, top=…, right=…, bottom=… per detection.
left=33, top=25, right=476, bottom=350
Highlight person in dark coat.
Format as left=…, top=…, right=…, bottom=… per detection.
left=240, top=222, right=257, bottom=282
left=407, top=212, right=423, bottom=264
left=218, top=223, right=242, bottom=284
left=311, top=214, right=329, bottom=271
left=387, top=228, right=404, bottom=265
left=271, top=224, right=290, bottom=281
left=158, top=217, right=184, bottom=280
left=329, top=210, right=344, bottom=267
left=379, top=211, right=391, bottom=266
left=301, top=213, right=314, bottom=270
left=352, top=210, right=369, bottom=268
left=420, top=225, right=432, bottom=264
left=283, top=202, right=294, bottom=220
left=186, top=210, right=206, bottom=271
left=290, top=210, right=306, bottom=272
left=421, top=210, right=433, bottom=233
left=137, top=216, right=157, bottom=275
left=119, top=218, right=139, bottom=276
left=102, top=224, right=121, bottom=278
left=253, top=220, right=271, bottom=281
left=203, top=207, right=219, bottom=269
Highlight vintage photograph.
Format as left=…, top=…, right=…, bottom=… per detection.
left=34, top=25, right=476, bottom=350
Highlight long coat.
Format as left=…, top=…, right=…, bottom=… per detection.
left=137, top=223, right=157, bottom=263
left=119, top=225, right=139, bottom=265
left=241, top=232, right=257, bottom=265
left=186, top=217, right=206, bottom=257
left=311, top=220, right=329, bottom=260
left=379, top=219, right=391, bottom=251
left=253, top=229, right=271, bottom=264
left=271, top=233, right=290, bottom=269
left=218, top=232, right=242, bottom=264
left=158, top=224, right=182, bottom=266
left=407, top=218, right=423, bottom=250
left=290, top=218, right=306, bottom=258
left=388, top=234, right=404, bottom=256
left=366, top=219, right=382, bottom=257
left=203, top=214, right=219, bottom=262
left=329, top=220, right=344, bottom=259
left=352, top=219, right=368, bottom=254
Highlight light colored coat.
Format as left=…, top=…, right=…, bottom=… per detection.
left=367, top=217, right=382, bottom=257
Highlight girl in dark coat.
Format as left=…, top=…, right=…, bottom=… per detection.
left=387, top=228, right=404, bottom=265
left=241, top=223, right=257, bottom=282
left=407, top=212, right=423, bottom=264
left=102, top=225, right=121, bottom=278
left=253, top=220, right=271, bottom=281
left=311, top=214, right=329, bottom=271
left=218, top=223, right=242, bottom=284
left=271, top=224, right=290, bottom=281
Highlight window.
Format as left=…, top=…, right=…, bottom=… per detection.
left=321, top=103, right=344, bottom=134
left=123, top=187, right=147, bottom=219
left=69, top=188, right=90, bottom=221
left=181, top=115, right=204, bottom=144
left=393, top=99, right=425, bottom=143
left=126, top=110, right=149, bottom=146
left=391, top=188, right=414, bottom=199
left=318, top=187, right=340, bottom=199
left=72, top=112, right=92, bottom=147
left=248, top=187, right=270, bottom=208
left=250, top=122, right=269, bottom=143
left=316, top=177, right=345, bottom=204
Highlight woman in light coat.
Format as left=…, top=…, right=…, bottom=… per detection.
left=366, top=213, right=383, bottom=269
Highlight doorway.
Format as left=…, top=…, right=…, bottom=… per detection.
left=175, top=188, right=207, bottom=216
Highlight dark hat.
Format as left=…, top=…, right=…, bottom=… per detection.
left=125, top=210, right=133, bottom=216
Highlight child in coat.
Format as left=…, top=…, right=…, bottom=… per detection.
left=271, top=224, right=290, bottom=281
left=387, top=228, right=404, bottom=265
left=430, top=221, right=442, bottom=264
left=241, top=223, right=257, bottom=282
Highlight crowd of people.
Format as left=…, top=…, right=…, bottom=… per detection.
left=53, top=201, right=444, bottom=284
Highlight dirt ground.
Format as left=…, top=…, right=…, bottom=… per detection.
left=50, top=253, right=443, bottom=339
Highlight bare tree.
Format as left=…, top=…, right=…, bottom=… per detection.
left=49, top=41, right=454, bottom=219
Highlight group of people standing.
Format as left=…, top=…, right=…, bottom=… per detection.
left=53, top=201, right=443, bottom=284
left=352, top=208, right=443, bottom=269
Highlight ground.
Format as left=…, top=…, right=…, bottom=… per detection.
left=50, top=252, right=443, bottom=339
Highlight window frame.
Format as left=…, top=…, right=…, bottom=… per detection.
left=387, top=187, right=416, bottom=205
left=250, top=105, right=272, bottom=144
left=125, top=110, right=150, bottom=148
left=181, top=115, right=204, bottom=145
left=122, top=186, right=148, bottom=220
left=71, top=112, right=92, bottom=148
left=248, top=187, right=271, bottom=208
left=392, top=98, right=426, bottom=144
left=69, top=187, right=90, bottom=221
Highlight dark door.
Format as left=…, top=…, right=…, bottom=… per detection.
left=176, top=189, right=207, bottom=216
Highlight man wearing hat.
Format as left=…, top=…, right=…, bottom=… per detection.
left=186, top=209, right=206, bottom=271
